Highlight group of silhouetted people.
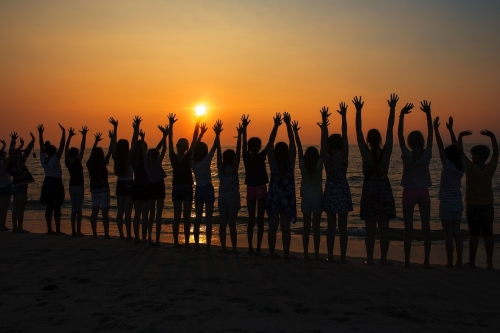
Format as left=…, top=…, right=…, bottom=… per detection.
left=0, top=94, right=497, bottom=268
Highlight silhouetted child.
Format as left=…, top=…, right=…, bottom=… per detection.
left=398, top=100, right=433, bottom=268
left=266, top=112, right=296, bottom=259
left=434, top=116, right=465, bottom=268
left=321, top=103, right=353, bottom=263
left=217, top=122, right=243, bottom=253
left=242, top=115, right=268, bottom=255
left=356, top=95, right=397, bottom=266
left=38, top=124, right=66, bottom=235
left=0, top=138, right=12, bottom=231
left=64, top=126, right=88, bottom=236
left=191, top=120, right=221, bottom=251
left=457, top=127, right=498, bottom=269
left=142, top=125, right=168, bottom=246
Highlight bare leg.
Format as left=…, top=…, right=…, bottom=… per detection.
left=302, top=211, right=312, bottom=259
left=205, top=202, right=214, bottom=250
left=54, top=204, right=62, bottom=234
left=116, top=195, right=125, bottom=239
left=268, top=213, right=279, bottom=257
left=441, top=219, right=454, bottom=267
left=76, top=212, right=83, bottom=235
left=338, top=213, right=348, bottom=263
left=70, top=212, right=77, bottom=235
left=219, top=212, right=228, bottom=251
left=102, top=207, right=110, bottom=238
left=133, top=200, right=141, bottom=241
left=148, top=199, right=156, bottom=242
left=326, top=212, right=337, bottom=262
left=141, top=201, right=149, bottom=241
left=364, top=220, right=376, bottom=265
left=11, top=195, right=19, bottom=231
left=379, top=219, right=390, bottom=265
left=452, top=218, right=463, bottom=267
left=484, top=236, right=494, bottom=269
left=468, top=236, right=479, bottom=268
left=173, top=200, right=182, bottom=246
left=312, top=211, right=321, bottom=259
left=194, top=203, right=203, bottom=250
left=403, top=204, right=415, bottom=268
left=256, top=198, right=266, bottom=253
left=124, top=196, right=132, bottom=239
left=90, top=206, right=99, bottom=238
left=228, top=211, right=238, bottom=251
left=419, top=204, right=431, bottom=268
left=155, top=198, right=164, bottom=244
left=247, top=199, right=256, bottom=253
left=281, top=213, right=291, bottom=259
left=0, top=194, right=11, bottom=230
left=183, top=200, right=192, bottom=247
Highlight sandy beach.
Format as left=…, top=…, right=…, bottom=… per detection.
left=1, top=215, right=500, bottom=333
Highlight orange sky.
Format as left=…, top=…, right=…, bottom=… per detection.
left=1, top=1, right=499, bottom=146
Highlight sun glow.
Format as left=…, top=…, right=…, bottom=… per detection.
left=195, top=105, right=206, bottom=117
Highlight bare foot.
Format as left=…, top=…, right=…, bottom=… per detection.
left=364, top=260, right=374, bottom=266
left=402, top=263, right=412, bottom=269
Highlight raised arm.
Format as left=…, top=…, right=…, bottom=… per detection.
left=210, top=120, right=223, bottom=155
left=319, top=106, right=330, bottom=158
left=446, top=117, right=458, bottom=146
left=434, top=117, right=446, bottom=165
left=283, top=112, right=296, bottom=167
left=353, top=96, right=368, bottom=156
left=216, top=128, right=223, bottom=173
left=338, top=102, right=349, bottom=159
left=93, top=132, right=103, bottom=149
left=56, top=123, right=66, bottom=159
left=397, top=101, right=413, bottom=150
left=458, top=130, right=472, bottom=160
left=157, top=125, right=169, bottom=161
left=233, top=123, right=243, bottom=173
left=17, top=137, right=24, bottom=150
left=241, top=114, right=250, bottom=153
left=167, top=113, right=177, bottom=155
left=65, top=127, right=76, bottom=159
left=79, top=126, right=88, bottom=161
left=385, top=95, right=399, bottom=157
left=190, top=115, right=204, bottom=150
left=266, top=113, right=282, bottom=160
left=0, top=139, right=5, bottom=152
left=130, top=116, right=141, bottom=153
left=138, top=130, right=146, bottom=161
left=36, top=125, right=45, bottom=155
left=108, top=118, right=118, bottom=158
left=8, top=132, right=18, bottom=153
left=22, top=133, right=36, bottom=159
left=105, top=130, right=114, bottom=161
left=480, top=130, right=499, bottom=157
left=292, top=120, right=303, bottom=161
left=420, top=100, right=433, bottom=149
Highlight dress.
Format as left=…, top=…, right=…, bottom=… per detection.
left=265, top=159, right=296, bottom=222
left=218, top=172, right=241, bottom=213
left=322, top=153, right=353, bottom=214
left=360, top=150, right=395, bottom=221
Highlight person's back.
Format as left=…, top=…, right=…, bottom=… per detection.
left=464, top=154, right=498, bottom=206
left=400, top=145, right=432, bottom=189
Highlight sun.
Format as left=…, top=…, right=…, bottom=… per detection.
left=195, top=105, right=206, bottom=117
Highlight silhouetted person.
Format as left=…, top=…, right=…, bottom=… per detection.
left=0, top=138, right=12, bottom=231
left=266, top=112, right=296, bottom=259
left=217, top=121, right=243, bottom=253
left=38, top=124, right=66, bottom=235
left=356, top=95, right=397, bottom=265
left=434, top=116, right=465, bottom=268
left=64, top=125, right=88, bottom=236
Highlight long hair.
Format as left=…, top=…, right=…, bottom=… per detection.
left=193, top=142, right=208, bottom=162
left=222, top=149, right=236, bottom=174
left=274, top=142, right=289, bottom=179
left=366, top=129, right=382, bottom=172
left=407, top=131, right=424, bottom=151
left=131, top=139, right=146, bottom=168
left=248, top=137, right=262, bottom=158
left=304, top=146, right=319, bottom=176
left=87, top=147, right=105, bottom=183
left=114, top=139, right=130, bottom=177
left=445, top=145, right=463, bottom=171
left=67, top=147, right=79, bottom=159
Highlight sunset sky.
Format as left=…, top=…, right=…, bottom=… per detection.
left=1, top=0, right=499, bottom=146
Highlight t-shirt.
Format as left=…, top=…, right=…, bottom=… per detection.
left=170, top=150, right=193, bottom=185
left=439, top=159, right=465, bottom=201
left=87, top=158, right=110, bottom=193
left=243, top=150, right=268, bottom=187
left=464, top=153, right=498, bottom=205
left=191, top=151, right=214, bottom=187
left=41, top=154, right=62, bottom=178
left=65, top=157, right=84, bottom=187
left=400, top=146, right=432, bottom=189
left=299, top=158, right=323, bottom=199
left=144, top=158, right=167, bottom=183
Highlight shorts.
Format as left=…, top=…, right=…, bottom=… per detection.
left=439, top=200, right=463, bottom=221
left=172, top=183, right=193, bottom=202
left=91, top=191, right=111, bottom=208
left=402, top=188, right=431, bottom=206
left=132, top=184, right=149, bottom=202
left=69, top=185, right=85, bottom=213
left=0, top=185, right=12, bottom=196
left=466, top=204, right=494, bottom=237
left=148, top=180, right=165, bottom=200
left=195, top=183, right=215, bottom=205
left=301, top=196, right=322, bottom=214
left=246, top=185, right=267, bottom=201
left=116, top=180, right=133, bottom=196
left=12, top=185, right=28, bottom=196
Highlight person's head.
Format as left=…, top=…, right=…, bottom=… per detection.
left=87, top=147, right=107, bottom=181
left=445, top=145, right=462, bottom=170
left=407, top=130, right=425, bottom=152
left=131, top=139, right=146, bottom=167
left=327, top=134, right=343, bottom=152
left=147, top=148, right=160, bottom=166
left=176, top=138, right=189, bottom=153
left=193, top=142, right=208, bottom=162
left=67, top=147, right=79, bottom=160
left=274, top=142, right=289, bottom=178
left=222, top=149, right=236, bottom=165
left=44, top=141, right=57, bottom=157
left=366, top=129, right=382, bottom=149
left=304, top=146, right=320, bottom=175
left=89, top=147, right=104, bottom=162
left=470, top=144, right=490, bottom=164
left=248, top=137, right=262, bottom=154
left=114, top=139, right=130, bottom=177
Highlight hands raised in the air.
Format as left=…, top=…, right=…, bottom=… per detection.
left=0, top=139, right=5, bottom=146
left=273, top=112, right=283, bottom=127
left=30, top=132, right=35, bottom=142
left=138, top=130, right=145, bottom=140
left=80, top=126, right=89, bottom=136
left=237, top=123, right=244, bottom=136
left=109, top=117, right=118, bottom=127
left=19, top=138, right=24, bottom=146
left=68, top=127, right=76, bottom=138
left=133, top=116, right=142, bottom=132
left=108, top=130, right=115, bottom=139
left=480, top=129, right=495, bottom=138
left=352, top=96, right=364, bottom=113
left=58, top=123, right=65, bottom=132
left=420, top=100, right=431, bottom=116
left=241, top=114, right=250, bottom=129
left=167, top=113, right=177, bottom=126
left=320, top=106, right=330, bottom=121
left=9, top=132, right=18, bottom=140
left=317, top=118, right=330, bottom=129
left=158, top=125, right=169, bottom=136
left=199, top=122, right=208, bottom=136
left=283, top=112, right=291, bottom=125
left=400, top=103, right=414, bottom=115
left=337, top=102, right=348, bottom=116
left=213, top=120, right=223, bottom=135
left=433, top=117, right=440, bottom=130
left=37, top=125, right=44, bottom=134
left=387, top=93, right=399, bottom=110
left=459, top=130, right=472, bottom=137
left=94, top=132, right=103, bottom=142
left=445, top=117, right=453, bottom=131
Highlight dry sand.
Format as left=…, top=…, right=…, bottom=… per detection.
left=1, top=214, right=500, bottom=332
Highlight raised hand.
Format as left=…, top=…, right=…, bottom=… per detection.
left=199, top=122, right=208, bottom=136
left=241, top=114, right=250, bottom=129
left=139, top=130, right=145, bottom=140
left=167, top=113, right=177, bottom=125
left=109, top=117, right=118, bottom=127
left=433, top=117, right=440, bottom=130
left=352, top=96, right=364, bottom=113
left=9, top=132, right=18, bottom=140
left=58, top=123, right=65, bottom=131
left=283, top=112, right=291, bottom=125
left=30, top=132, right=35, bottom=142
left=158, top=125, right=169, bottom=136
left=36, top=125, right=44, bottom=134
left=133, top=116, right=142, bottom=131
left=401, top=103, right=414, bottom=115
left=459, top=130, right=472, bottom=137
left=317, top=118, right=330, bottom=129
left=273, top=112, right=282, bottom=127
left=79, top=126, right=89, bottom=135
left=292, top=120, right=300, bottom=133
left=0, top=139, right=5, bottom=146
left=480, top=129, right=495, bottom=138
left=237, top=123, right=244, bottom=135
left=213, top=119, right=223, bottom=135
left=68, top=127, right=76, bottom=137
left=19, top=138, right=24, bottom=146
left=387, top=93, right=399, bottom=110
left=108, top=129, right=115, bottom=139
left=420, top=100, right=431, bottom=115
left=320, top=106, right=330, bottom=120
left=445, top=117, right=453, bottom=131
left=337, top=102, right=348, bottom=116
left=94, top=133, right=103, bottom=143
